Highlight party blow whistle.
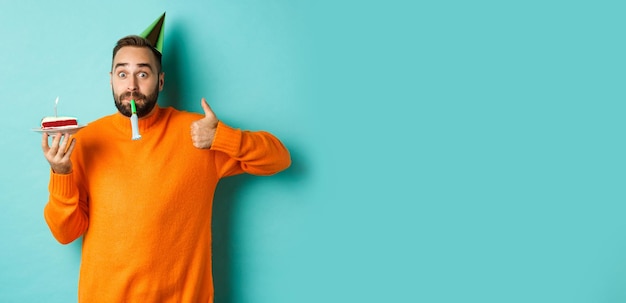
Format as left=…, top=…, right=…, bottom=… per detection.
left=130, top=99, right=142, bottom=140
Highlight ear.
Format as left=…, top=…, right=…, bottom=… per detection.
left=158, top=72, right=165, bottom=91
left=109, top=71, right=113, bottom=88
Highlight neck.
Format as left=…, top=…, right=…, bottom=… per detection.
left=139, top=103, right=159, bottom=120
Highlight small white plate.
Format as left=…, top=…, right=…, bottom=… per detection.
left=32, top=125, right=87, bottom=135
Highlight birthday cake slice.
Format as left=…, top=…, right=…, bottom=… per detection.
left=41, top=116, right=78, bottom=128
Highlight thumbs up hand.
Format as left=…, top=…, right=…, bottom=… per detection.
left=191, top=98, right=219, bottom=149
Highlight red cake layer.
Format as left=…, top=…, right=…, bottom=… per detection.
left=41, top=117, right=78, bottom=128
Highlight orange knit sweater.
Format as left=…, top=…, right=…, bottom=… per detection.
left=44, top=105, right=290, bottom=302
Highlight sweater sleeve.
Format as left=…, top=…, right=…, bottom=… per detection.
left=210, top=121, right=291, bottom=178
left=43, top=171, right=89, bottom=244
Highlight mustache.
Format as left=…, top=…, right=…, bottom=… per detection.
left=119, top=91, right=147, bottom=101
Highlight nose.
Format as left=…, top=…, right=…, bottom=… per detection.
left=127, top=76, right=138, bottom=92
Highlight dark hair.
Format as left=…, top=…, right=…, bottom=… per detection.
left=112, top=35, right=162, bottom=72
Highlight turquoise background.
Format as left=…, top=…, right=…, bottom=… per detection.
left=1, top=0, right=626, bottom=302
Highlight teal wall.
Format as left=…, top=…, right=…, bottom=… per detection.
left=2, top=0, right=626, bottom=302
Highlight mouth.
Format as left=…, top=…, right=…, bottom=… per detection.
left=120, top=92, right=144, bottom=103
left=121, top=97, right=143, bottom=104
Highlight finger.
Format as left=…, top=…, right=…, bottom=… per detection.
left=41, top=133, right=50, bottom=153
left=190, top=121, right=198, bottom=134
left=62, top=138, right=77, bottom=159
left=59, top=133, right=71, bottom=153
left=49, top=132, right=63, bottom=154
left=201, top=98, right=213, bottom=117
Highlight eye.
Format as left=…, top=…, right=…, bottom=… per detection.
left=118, top=72, right=127, bottom=78
left=138, top=72, right=148, bottom=78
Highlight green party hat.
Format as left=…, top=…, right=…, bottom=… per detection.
left=140, top=12, right=166, bottom=53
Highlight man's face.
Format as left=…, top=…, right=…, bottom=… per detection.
left=110, top=46, right=164, bottom=117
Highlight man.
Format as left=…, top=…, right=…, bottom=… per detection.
left=41, top=34, right=290, bottom=302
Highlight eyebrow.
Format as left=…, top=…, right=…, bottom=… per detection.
left=113, top=63, right=154, bottom=70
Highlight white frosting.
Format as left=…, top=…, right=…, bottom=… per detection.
left=41, top=116, right=77, bottom=123
left=41, top=116, right=78, bottom=128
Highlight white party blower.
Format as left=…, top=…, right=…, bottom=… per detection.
left=130, top=99, right=142, bottom=140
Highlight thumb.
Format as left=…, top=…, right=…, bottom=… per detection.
left=201, top=98, right=213, bottom=117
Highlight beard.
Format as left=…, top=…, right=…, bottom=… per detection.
left=113, top=84, right=159, bottom=118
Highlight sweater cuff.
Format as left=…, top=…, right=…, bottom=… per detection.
left=48, top=170, right=77, bottom=199
left=210, top=121, right=242, bottom=155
